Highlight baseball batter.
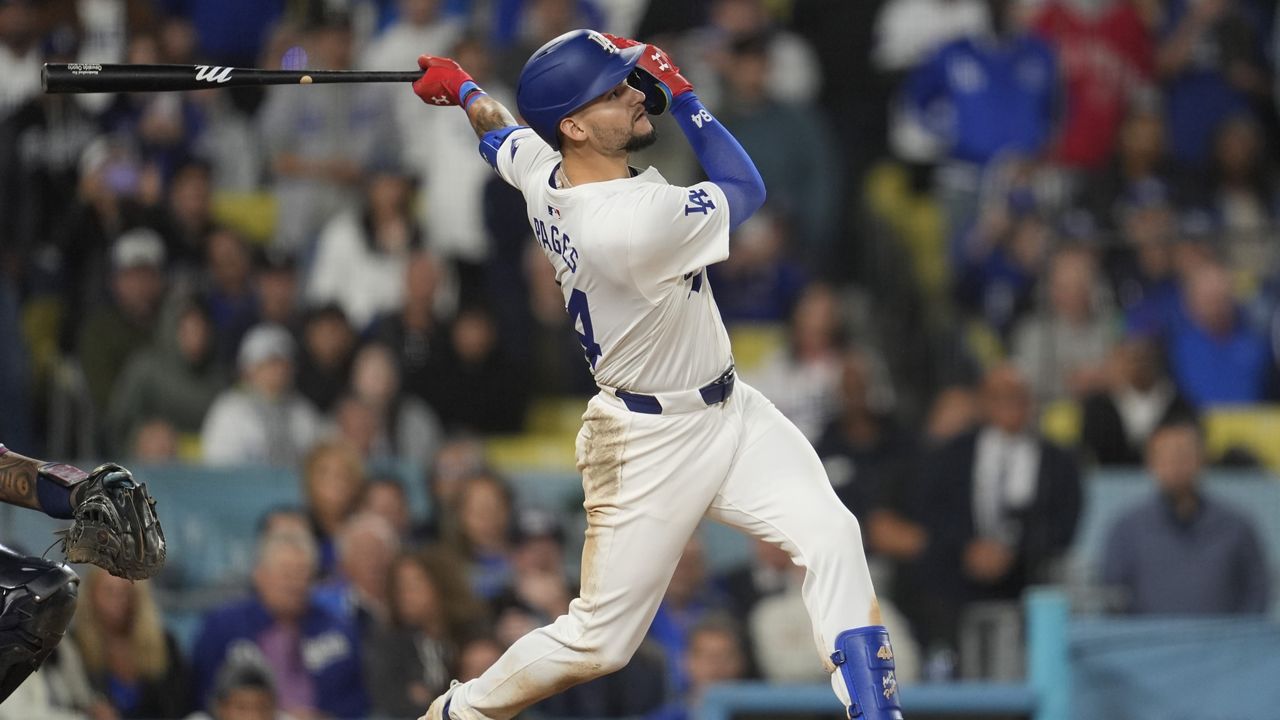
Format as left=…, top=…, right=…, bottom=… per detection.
left=411, top=29, right=903, bottom=720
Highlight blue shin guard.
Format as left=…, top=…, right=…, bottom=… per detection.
left=830, top=626, right=904, bottom=719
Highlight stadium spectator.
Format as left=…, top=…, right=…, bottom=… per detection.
left=191, top=530, right=369, bottom=718
left=716, top=32, right=840, bottom=268
left=295, top=303, right=357, bottom=414
left=362, top=0, right=463, bottom=73
left=718, top=539, right=793, bottom=630
left=359, top=475, right=414, bottom=541
left=98, top=33, right=200, bottom=177
left=130, top=417, right=182, bottom=462
left=72, top=568, right=191, bottom=719
left=53, top=139, right=157, bottom=350
left=300, top=440, right=369, bottom=578
left=155, top=0, right=284, bottom=68
left=0, top=0, right=40, bottom=120
left=365, top=549, right=482, bottom=717
left=746, top=284, right=845, bottom=441
left=258, top=10, right=397, bottom=253
left=1081, top=337, right=1197, bottom=465
left=706, top=209, right=809, bottom=325
left=370, top=251, right=446, bottom=403
left=815, top=347, right=914, bottom=518
left=1102, top=421, right=1270, bottom=614
left=1167, top=259, right=1272, bottom=406
left=200, top=323, right=324, bottom=466
left=423, top=305, right=528, bottom=434
left=148, top=158, right=216, bottom=276
left=1083, top=107, right=1177, bottom=232
left=390, top=35, right=510, bottom=300
left=201, top=228, right=259, bottom=365
left=911, top=365, right=1081, bottom=651
left=306, top=164, right=424, bottom=331
left=1030, top=0, right=1155, bottom=170
left=253, top=248, right=302, bottom=331
left=872, top=0, right=989, bottom=76
left=679, top=0, right=823, bottom=109
left=522, top=244, right=598, bottom=396
left=78, top=228, right=170, bottom=420
left=902, top=0, right=1058, bottom=243
left=414, top=435, right=488, bottom=542
left=1184, top=114, right=1279, bottom=234
left=651, top=616, right=749, bottom=720
left=1105, top=179, right=1182, bottom=335
left=648, top=538, right=732, bottom=698
left=344, top=342, right=443, bottom=469
left=314, top=512, right=401, bottom=636
left=457, top=636, right=503, bottom=683
left=449, top=472, right=516, bottom=600
left=106, top=297, right=227, bottom=454
left=1011, top=246, right=1118, bottom=404
left=1155, top=0, right=1271, bottom=167
left=0, top=76, right=99, bottom=261
left=184, top=657, right=287, bottom=720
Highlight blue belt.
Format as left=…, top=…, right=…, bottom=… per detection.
left=614, top=367, right=736, bottom=415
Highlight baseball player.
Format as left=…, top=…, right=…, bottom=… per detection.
left=0, top=444, right=165, bottom=701
left=411, top=29, right=903, bottom=720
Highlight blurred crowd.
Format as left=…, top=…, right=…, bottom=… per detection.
left=2, top=0, right=1280, bottom=717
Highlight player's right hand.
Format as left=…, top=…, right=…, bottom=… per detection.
left=413, top=55, right=480, bottom=107
left=604, top=34, right=693, bottom=115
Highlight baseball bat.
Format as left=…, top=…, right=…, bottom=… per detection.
left=42, top=63, right=421, bottom=94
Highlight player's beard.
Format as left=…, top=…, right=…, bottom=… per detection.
left=624, top=127, right=657, bottom=152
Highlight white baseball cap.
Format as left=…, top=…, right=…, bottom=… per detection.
left=237, top=324, right=295, bottom=370
left=111, top=228, right=166, bottom=270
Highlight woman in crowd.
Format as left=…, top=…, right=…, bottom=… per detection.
left=365, top=549, right=484, bottom=718
left=71, top=568, right=190, bottom=719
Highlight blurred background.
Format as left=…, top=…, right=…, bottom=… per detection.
left=2, top=0, right=1280, bottom=718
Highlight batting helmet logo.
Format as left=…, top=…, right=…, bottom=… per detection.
left=586, top=31, right=619, bottom=54
left=516, top=29, right=645, bottom=150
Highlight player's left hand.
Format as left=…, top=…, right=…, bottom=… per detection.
left=604, top=33, right=692, bottom=115
left=413, top=55, right=481, bottom=107
left=60, top=463, right=166, bottom=580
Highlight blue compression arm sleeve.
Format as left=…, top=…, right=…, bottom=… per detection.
left=670, top=93, right=766, bottom=231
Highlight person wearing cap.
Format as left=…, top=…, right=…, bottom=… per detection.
left=183, top=656, right=294, bottom=720
left=77, top=227, right=170, bottom=419
left=199, top=323, right=323, bottom=466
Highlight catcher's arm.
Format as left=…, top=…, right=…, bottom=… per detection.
left=0, top=443, right=83, bottom=517
left=0, top=444, right=166, bottom=580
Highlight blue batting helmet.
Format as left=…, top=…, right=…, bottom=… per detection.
left=517, top=29, right=645, bottom=150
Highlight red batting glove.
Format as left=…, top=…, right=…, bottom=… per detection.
left=413, top=55, right=484, bottom=108
left=603, top=34, right=693, bottom=98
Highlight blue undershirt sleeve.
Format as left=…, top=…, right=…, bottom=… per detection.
left=670, top=93, right=766, bottom=231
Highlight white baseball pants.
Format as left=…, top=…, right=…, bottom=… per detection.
left=446, top=381, right=880, bottom=718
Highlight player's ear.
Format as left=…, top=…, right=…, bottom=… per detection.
left=559, top=115, right=589, bottom=145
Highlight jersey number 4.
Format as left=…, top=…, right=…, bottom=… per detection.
left=568, top=289, right=602, bottom=370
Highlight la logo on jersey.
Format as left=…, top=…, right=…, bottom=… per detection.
left=684, top=188, right=716, bottom=216
left=587, top=31, right=618, bottom=54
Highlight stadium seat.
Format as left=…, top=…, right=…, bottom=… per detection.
left=1040, top=400, right=1082, bottom=448
left=1203, top=406, right=1280, bottom=473
left=211, top=191, right=277, bottom=244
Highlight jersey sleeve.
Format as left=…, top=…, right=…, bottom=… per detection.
left=483, top=126, right=558, bottom=192
left=627, top=180, right=731, bottom=284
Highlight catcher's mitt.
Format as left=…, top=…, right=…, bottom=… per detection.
left=59, top=463, right=166, bottom=580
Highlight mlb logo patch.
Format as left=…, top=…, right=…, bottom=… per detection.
left=548, top=205, right=561, bottom=219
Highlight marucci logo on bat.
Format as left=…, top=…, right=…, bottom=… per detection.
left=194, top=66, right=234, bottom=84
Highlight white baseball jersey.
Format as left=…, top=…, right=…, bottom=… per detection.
left=493, top=127, right=733, bottom=394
